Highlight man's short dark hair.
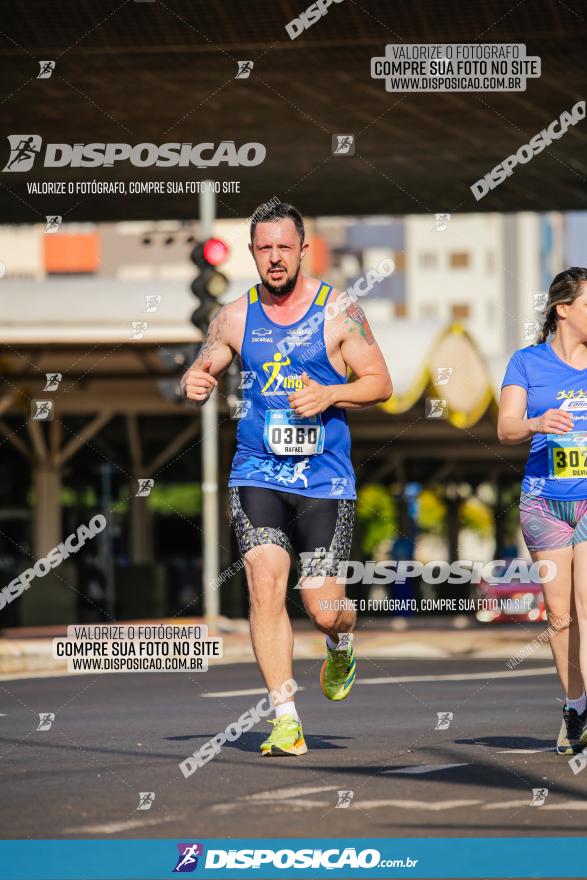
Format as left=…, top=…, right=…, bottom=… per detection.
left=250, top=201, right=305, bottom=244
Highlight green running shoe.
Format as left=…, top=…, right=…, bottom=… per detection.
left=260, top=714, right=307, bottom=757
left=557, top=707, right=585, bottom=755
left=320, top=635, right=356, bottom=701
left=579, top=711, right=587, bottom=752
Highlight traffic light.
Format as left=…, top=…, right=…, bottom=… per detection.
left=189, top=237, right=229, bottom=334
left=157, top=344, right=199, bottom=404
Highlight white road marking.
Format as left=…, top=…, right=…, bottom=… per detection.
left=497, top=748, right=554, bottom=754
left=63, top=817, right=176, bottom=834
left=201, top=667, right=555, bottom=698
left=483, top=800, right=533, bottom=809
left=383, top=762, right=469, bottom=775
left=483, top=800, right=587, bottom=811
left=244, top=785, right=337, bottom=801
left=211, top=799, right=331, bottom=814
left=542, top=801, right=587, bottom=810
left=360, top=667, right=555, bottom=686
left=356, top=799, right=482, bottom=811
left=202, top=687, right=306, bottom=698
left=215, top=794, right=581, bottom=814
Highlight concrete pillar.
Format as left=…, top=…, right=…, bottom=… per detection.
left=130, top=483, right=154, bottom=564
left=32, top=460, right=61, bottom=557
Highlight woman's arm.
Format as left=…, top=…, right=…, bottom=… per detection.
left=497, top=385, right=573, bottom=445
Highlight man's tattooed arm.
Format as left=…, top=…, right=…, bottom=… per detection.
left=194, top=306, right=230, bottom=368
left=344, top=301, right=375, bottom=345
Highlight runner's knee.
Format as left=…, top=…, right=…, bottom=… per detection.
left=248, top=571, right=287, bottom=613
left=546, top=609, right=572, bottom=631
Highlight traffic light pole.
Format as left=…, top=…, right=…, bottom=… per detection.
left=199, top=184, right=220, bottom=627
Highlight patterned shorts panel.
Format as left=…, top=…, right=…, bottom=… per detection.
left=520, top=492, right=587, bottom=551
left=229, top=486, right=292, bottom=556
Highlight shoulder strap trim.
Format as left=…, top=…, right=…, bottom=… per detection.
left=248, top=285, right=259, bottom=304
left=314, top=282, right=331, bottom=307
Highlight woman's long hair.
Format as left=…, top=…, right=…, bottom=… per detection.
left=539, top=267, right=587, bottom=343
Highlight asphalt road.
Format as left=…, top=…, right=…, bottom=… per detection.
left=0, top=657, right=584, bottom=840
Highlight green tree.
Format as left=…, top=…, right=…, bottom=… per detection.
left=459, top=496, right=492, bottom=537
left=417, top=489, right=447, bottom=535
left=356, top=484, right=397, bottom=556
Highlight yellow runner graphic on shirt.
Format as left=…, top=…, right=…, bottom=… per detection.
left=261, top=352, right=303, bottom=394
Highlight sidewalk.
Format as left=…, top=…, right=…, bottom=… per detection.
left=0, top=616, right=553, bottom=676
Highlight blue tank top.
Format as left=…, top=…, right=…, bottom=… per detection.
left=228, top=281, right=356, bottom=499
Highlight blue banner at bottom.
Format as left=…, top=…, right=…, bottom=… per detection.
left=0, top=838, right=585, bottom=879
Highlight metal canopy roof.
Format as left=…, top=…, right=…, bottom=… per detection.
left=1, top=0, right=586, bottom=223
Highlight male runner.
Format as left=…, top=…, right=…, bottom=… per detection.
left=182, top=202, right=392, bottom=756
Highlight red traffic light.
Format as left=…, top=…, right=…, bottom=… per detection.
left=202, top=237, right=229, bottom=266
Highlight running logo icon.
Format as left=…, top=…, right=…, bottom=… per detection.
left=173, top=843, right=204, bottom=872
left=435, top=711, right=453, bottom=730
left=44, top=373, right=62, bottom=391
left=426, top=398, right=447, bottom=419
left=130, top=321, right=148, bottom=340
left=32, top=400, right=54, bottom=421
left=236, top=60, right=254, bottom=79
left=238, top=370, right=256, bottom=390
left=435, top=367, right=452, bottom=386
left=531, top=292, right=548, bottom=313
left=145, top=295, right=161, bottom=313
left=37, top=713, right=55, bottom=731
left=522, top=322, right=540, bottom=342
left=329, top=477, right=348, bottom=496
left=231, top=400, right=252, bottom=420
left=336, top=790, right=354, bottom=808
left=136, top=792, right=155, bottom=811
left=526, top=477, right=545, bottom=497
left=332, top=134, right=355, bottom=155
left=37, top=61, right=55, bottom=79
left=45, top=216, right=62, bottom=233
left=3, top=135, right=42, bottom=172
left=432, top=213, right=451, bottom=232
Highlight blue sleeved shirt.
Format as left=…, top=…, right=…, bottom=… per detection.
left=501, top=342, right=587, bottom=499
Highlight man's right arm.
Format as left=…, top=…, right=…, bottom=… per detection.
left=181, top=306, right=235, bottom=405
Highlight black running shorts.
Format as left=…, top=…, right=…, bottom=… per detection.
left=229, top=486, right=355, bottom=578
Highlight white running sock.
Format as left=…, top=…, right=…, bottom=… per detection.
left=275, top=700, right=298, bottom=721
left=565, top=693, right=586, bottom=714
left=326, top=633, right=352, bottom=651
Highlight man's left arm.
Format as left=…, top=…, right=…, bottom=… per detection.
left=288, top=300, right=393, bottom=415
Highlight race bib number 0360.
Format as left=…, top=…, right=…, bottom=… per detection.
left=263, top=409, right=325, bottom=456
left=547, top=432, right=587, bottom=478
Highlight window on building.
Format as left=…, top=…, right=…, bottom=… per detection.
left=420, top=303, right=439, bottom=319
left=449, top=251, right=470, bottom=269
left=451, top=303, right=470, bottom=319
left=419, top=252, right=437, bottom=269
